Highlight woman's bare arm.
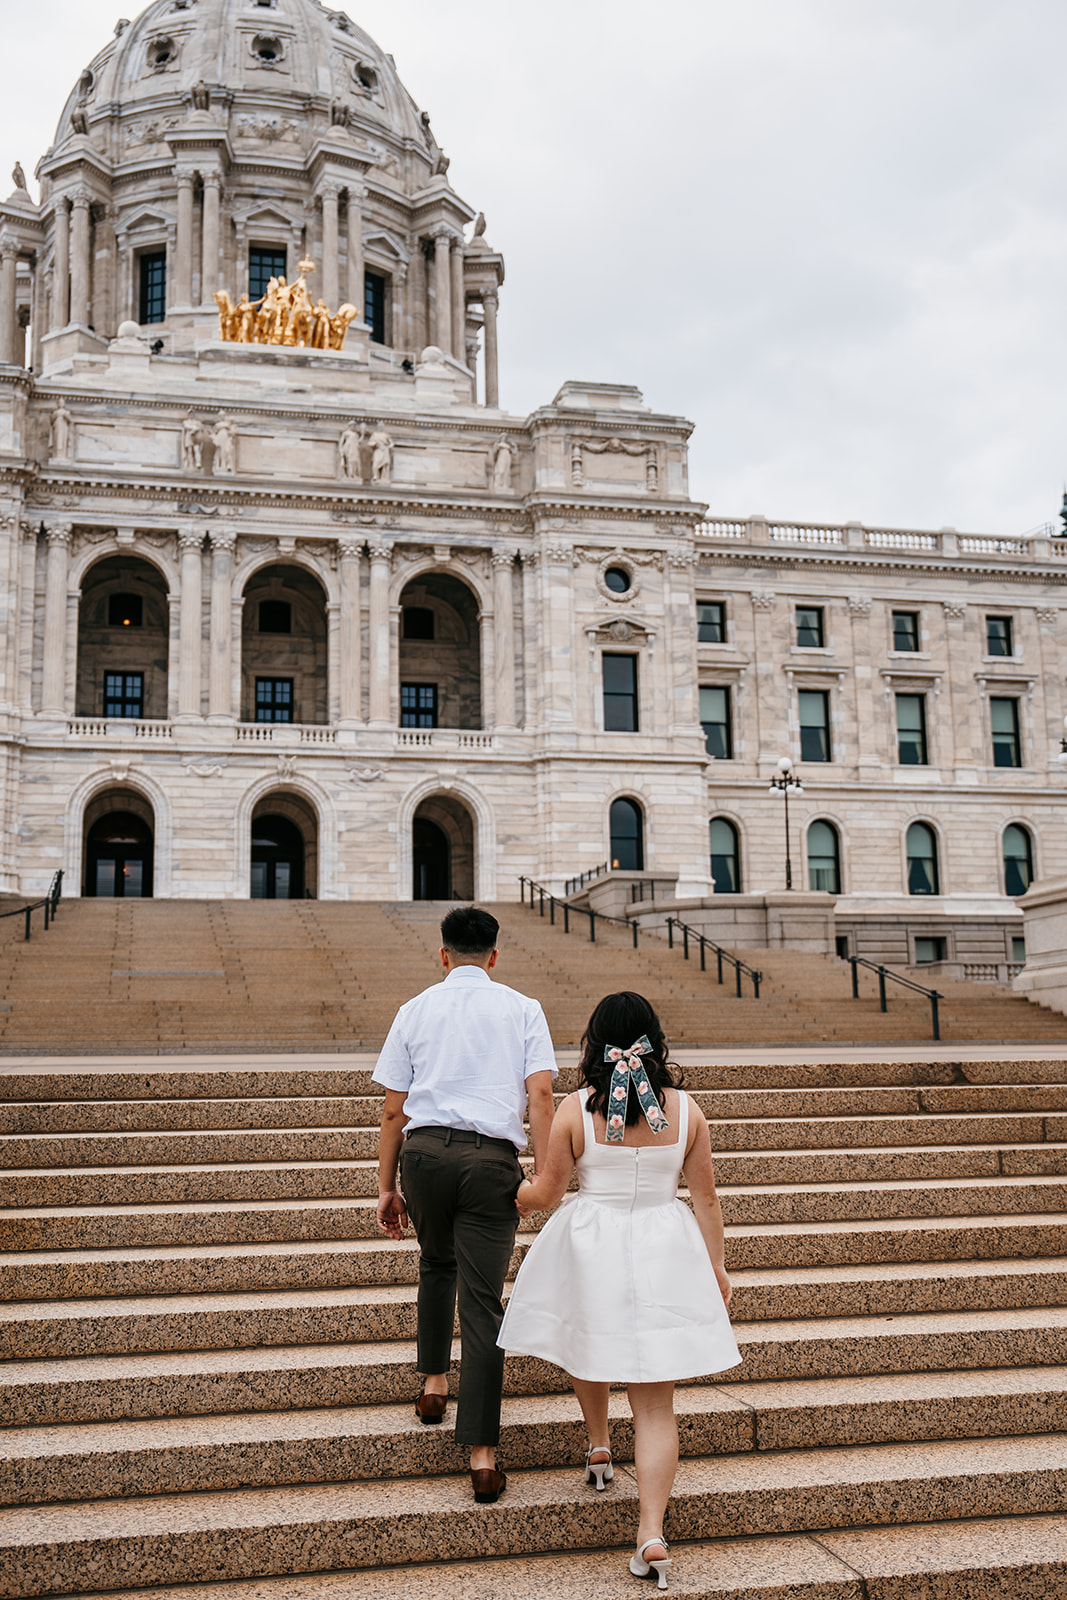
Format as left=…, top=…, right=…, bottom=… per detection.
left=682, top=1097, right=732, bottom=1308
left=515, top=1093, right=581, bottom=1214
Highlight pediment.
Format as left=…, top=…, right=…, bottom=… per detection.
left=363, top=229, right=409, bottom=265
left=119, top=205, right=172, bottom=235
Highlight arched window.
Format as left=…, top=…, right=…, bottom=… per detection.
left=710, top=817, right=740, bottom=893
left=609, top=798, right=644, bottom=871
left=906, top=822, right=940, bottom=895
left=807, top=820, right=841, bottom=894
left=1003, top=824, right=1034, bottom=897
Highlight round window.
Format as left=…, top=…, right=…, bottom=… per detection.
left=604, top=566, right=631, bottom=594
left=254, top=35, right=282, bottom=61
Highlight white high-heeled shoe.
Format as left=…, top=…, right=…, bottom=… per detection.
left=584, top=1444, right=614, bottom=1491
left=630, top=1537, right=671, bottom=1589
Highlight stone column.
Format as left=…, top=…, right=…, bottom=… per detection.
left=483, top=289, right=499, bottom=407
left=450, top=237, right=465, bottom=363
left=201, top=175, right=222, bottom=304
left=51, top=201, right=70, bottom=331
left=346, top=188, right=364, bottom=312
left=491, top=550, right=517, bottom=729
left=320, top=184, right=340, bottom=310
left=69, top=192, right=92, bottom=328
left=41, top=523, right=72, bottom=716
left=410, top=238, right=428, bottom=353
left=541, top=540, right=576, bottom=728
left=174, top=168, right=195, bottom=308
left=0, top=236, right=18, bottom=365
left=207, top=531, right=235, bottom=721
left=338, top=537, right=363, bottom=726
left=479, top=607, right=496, bottom=731
left=433, top=232, right=452, bottom=354
left=368, top=540, right=392, bottom=726
left=177, top=529, right=204, bottom=720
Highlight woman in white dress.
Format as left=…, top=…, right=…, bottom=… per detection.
left=497, top=992, right=740, bottom=1590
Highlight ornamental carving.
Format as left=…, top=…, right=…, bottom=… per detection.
left=570, top=436, right=656, bottom=490
left=942, top=601, right=967, bottom=619
left=846, top=595, right=873, bottom=616
left=750, top=590, right=777, bottom=611
left=347, top=767, right=387, bottom=783
left=1036, top=608, right=1059, bottom=624
left=573, top=544, right=663, bottom=570
left=214, top=255, right=358, bottom=351
left=234, top=114, right=299, bottom=142
left=543, top=542, right=572, bottom=563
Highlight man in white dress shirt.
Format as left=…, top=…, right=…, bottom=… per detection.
left=374, top=906, right=557, bottom=1502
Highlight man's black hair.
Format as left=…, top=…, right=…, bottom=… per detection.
left=440, top=906, right=499, bottom=956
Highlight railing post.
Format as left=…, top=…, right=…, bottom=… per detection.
left=667, top=918, right=674, bottom=949
left=564, top=903, right=569, bottom=934
left=753, top=970, right=761, bottom=999
left=550, top=896, right=555, bottom=926
left=682, top=924, right=689, bottom=960
left=43, top=898, right=50, bottom=931
left=632, top=920, right=639, bottom=949
left=699, top=936, right=706, bottom=972
left=589, top=909, right=596, bottom=943
left=878, top=966, right=888, bottom=1013
left=717, top=946, right=724, bottom=984
left=735, top=958, right=743, bottom=998
left=931, top=991, right=941, bottom=1041
left=538, top=887, right=544, bottom=917
left=849, top=956, right=859, bottom=999
left=23, top=906, right=31, bottom=941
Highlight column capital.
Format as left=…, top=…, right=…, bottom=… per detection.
left=368, top=539, right=393, bottom=564
left=208, top=530, right=236, bottom=555
left=0, top=233, right=19, bottom=263
left=174, top=166, right=197, bottom=187
left=202, top=171, right=223, bottom=191
left=70, top=188, right=93, bottom=211
left=47, top=521, right=73, bottom=548
left=318, top=180, right=343, bottom=204
left=178, top=529, right=204, bottom=555
left=483, top=288, right=499, bottom=309
left=491, top=547, right=518, bottom=569
left=434, top=228, right=456, bottom=248
left=338, top=536, right=363, bottom=560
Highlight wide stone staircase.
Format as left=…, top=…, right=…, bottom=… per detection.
left=0, top=897, right=1063, bottom=1050
left=1, top=1051, right=1066, bottom=1595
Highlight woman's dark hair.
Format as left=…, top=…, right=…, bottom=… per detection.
left=578, top=991, right=682, bottom=1124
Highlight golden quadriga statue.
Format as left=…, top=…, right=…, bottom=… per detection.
left=214, top=257, right=359, bottom=351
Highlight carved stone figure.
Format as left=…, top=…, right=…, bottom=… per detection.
left=472, top=212, right=487, bottom=238
left=50, top=402, right=72, bottom=460
left=338, top=422, right=366, bottom=481
left=11, top=163, right=27, bottom=192
left=369, top=428, right=393, bottom=484
left=212, top=416, right=236, bottom=475
left=181, top=415, right=203, bottom=472
left=70, top=109, right=90, bottom=137
left=490, top=435, right=513, bottom=494
left=331, top=100, right=353, bottom=128
left=190, top=80, right=210, bottom=111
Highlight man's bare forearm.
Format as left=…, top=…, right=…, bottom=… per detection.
left=525, top=1072, right=556, bottom=1174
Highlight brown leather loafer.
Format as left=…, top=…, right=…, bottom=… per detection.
left=414, top=1389, right=447, bottom=1424
left=471, top=1466, right=507, bottom=1504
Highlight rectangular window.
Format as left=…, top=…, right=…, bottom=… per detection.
left=990, top=697, right=1021, bottom=767
left=103, top=673, right=143, bottom=719
left=138, top=251, right=167, bottom=325
left=892, top=610, right=919, bottom=651
left=364, top=271, right=387, bottom=344
left=255, top=678, right=294, bottom=723
left=895, top=694, right=928, bottom=764
left=914, top=936, right=947, bottom=964
left=796, top=606, right=824, bottom=648
left=986, top=615, right=1013, bottom=656
left=400, top=683, right=438, bottom=727
left=1012, top=936, right=1026, bottom=964
left=697, top=601, right=726, bottom=643
left=798, top=689, right=831, bottom=762
left=249, top=245, right=287, bottom=301
left=602, top=654, right=639, bottom=732
left=699, top=686, right=732, bottom=758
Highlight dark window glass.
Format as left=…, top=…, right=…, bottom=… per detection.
left=914, top=936, right=946, bottom=963
left=796, top=606, right=824, bottom=648
left=895, top=694, right=928, bottom=764
left=403, top=607, right=435, bottom=641
left=699, top=685, right=732, bottom=759
left=892, top=610, right=919, bottom=651
left=258, top=600, right=291, bottom=634
left=710, top=817, right=740, bottom=893
left=108, top=593, right=143, bottom=628
left=604, top=567, right=631, bottom=594
left=986, top=615, right=1013, bottom=656
left=807, top=820, right=841, bottom=893
left=603, top=653, right=638, bottom=732
left=401, top=683, right=438, bottom=727
left=103, top=672, right=144, bottom=719
left=1003, top=824, right=1033, bottom=896
left=255, top=677, right=293, bottom=723
left=798, top=689, right=831, bottom=762
left=365, top=271, right=386, bottom=344
left=139, top=251, right=167, bottom=324
left=697, top=601, right=726, bottom=643
left=249, top=245, right=287, bottom=301
left=609, top=797, right=644, bottom=871
left=1012, top=936, right=1026, bottom=963
left=991, top=697, right=1021, bottom=767
left=907, top=822, right=939, bottom=895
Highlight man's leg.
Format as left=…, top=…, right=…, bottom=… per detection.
left=400, top=1136, right=459, bottom=1393
left=452, top=1142, right=522, bottom=1461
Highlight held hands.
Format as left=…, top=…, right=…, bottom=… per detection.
left=514, top=1176, right=537, bottom=1218
left=377, top=1188, right=408, bottom=1240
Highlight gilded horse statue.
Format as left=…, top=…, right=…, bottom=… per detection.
left=213, top=262, right=358, bottom=351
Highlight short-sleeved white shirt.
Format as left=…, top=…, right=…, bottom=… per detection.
left=371, top=966, right=558, bottom=1152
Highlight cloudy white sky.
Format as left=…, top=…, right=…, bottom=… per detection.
left=3, top=0, right=1066, bottom=536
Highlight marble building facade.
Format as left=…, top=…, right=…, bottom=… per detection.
left=0, top=0, right=1063, bottom=968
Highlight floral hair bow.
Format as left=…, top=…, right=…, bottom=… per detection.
left=603, top=1035, right=670, bottom=1143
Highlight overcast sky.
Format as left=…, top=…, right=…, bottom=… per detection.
left=3, top=0, right=1067, bottom=536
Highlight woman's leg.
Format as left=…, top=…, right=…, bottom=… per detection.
left=626, top=1380, right=677, bottom=1558
left=570, top=1375, right=612, bottom=1461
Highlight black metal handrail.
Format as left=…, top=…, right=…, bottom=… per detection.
left=563, top=863, right=609, bottom=898
left=0, top=871, right=63, bottom=942
left=665, top=916, right=762, bottom=998
left=519, top=876, right=640, bottom=947
left=846, top=954, right=943, bottom=1040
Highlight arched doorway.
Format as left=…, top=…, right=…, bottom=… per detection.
left=412, top=795, right=475, bottom=900
left=250, top=792, right=318, bottom=898
left=83, top=790, right=155, bottom=898
left=77, top=556, right=170, bottom=721
left=398, top=573, right=482, bottom=729
left=609, top=797, right=644, bottom=872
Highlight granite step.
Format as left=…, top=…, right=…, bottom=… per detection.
left=2, top=1434, right=1066, bottom=1596
left=3, top=1308, right=1066, bottom=1428
left=3, top=1367, right=1066, bottom=1507
left=41, top=1515, right=1067, bottom=1600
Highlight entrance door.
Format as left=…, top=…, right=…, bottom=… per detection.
left=251, top=814, right=305, bottom=899
left=85, top=811, right=154, bottom=898
left=413, top=817, right=450, bottom=900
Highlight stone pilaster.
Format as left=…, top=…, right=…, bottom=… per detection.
left=207, top=531, right=235, bottom=721
left=483, top=289, right=499, bottom=407
left=338, top=537, right=363, bottom=727
left=174, top=168, right=195, bottom=308
left=69, top=192, right=92, bottom=328
left=176, top=529, right=204, bottom=720
left=492, top=549, right=517, bottom=729
left=433, top=232, right=452, bottom=354
left=346, top=187, right=364, bottom=312
left=201, top=175, right=222, bottom=306
left=0, top=236, right=18, bottom=365
left=320, top=183, right=341, bottom=310
left=450, top=237, right=465, bottom=363
left=50, top=201, right=69, bottom=331
left=367, top=540, right=392, bottom=726
left=41, top=523, right=72, bottom=716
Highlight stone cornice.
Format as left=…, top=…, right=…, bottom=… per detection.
left=694, top=546, right=1067, bottom=586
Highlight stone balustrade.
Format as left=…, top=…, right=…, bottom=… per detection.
left=700, top=516, right=1067, bottom=560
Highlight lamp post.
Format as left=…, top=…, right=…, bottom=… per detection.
left=768, top=756, right=803, bottom=890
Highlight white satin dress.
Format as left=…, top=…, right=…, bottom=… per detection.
left=497, top=1091, right=741, bottom=1383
